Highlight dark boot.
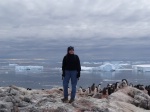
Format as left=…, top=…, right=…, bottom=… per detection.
left=61, top=98, right=68, bottom=103
left=69, top=99, right=74, bottom=103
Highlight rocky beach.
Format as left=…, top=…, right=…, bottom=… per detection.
left=0, top=84, right=150, bottom=112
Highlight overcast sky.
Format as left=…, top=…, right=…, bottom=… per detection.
left=1, top=0, right=150, bottom=39
left=0, top=0, right=150, bottom=61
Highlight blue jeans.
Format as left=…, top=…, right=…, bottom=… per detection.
left=63, top=70, right=77, bottom=99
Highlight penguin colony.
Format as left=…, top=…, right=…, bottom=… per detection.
left=77, top=79, right=150, bottom=99
left=26, top=79, right=150, bottom=99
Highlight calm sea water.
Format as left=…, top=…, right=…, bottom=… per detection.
left=0, top=59, right=150, bottom=90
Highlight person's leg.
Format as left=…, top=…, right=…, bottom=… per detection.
left=70, top=71, right=77, bottom=100
left=63, top=70, right=70, bottom=99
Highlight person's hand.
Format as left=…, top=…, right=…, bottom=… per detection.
left=62, top=76, right=64, bottom=80
left=62, top=71, right=65, bottom=80
left=77, top=71, right=80, bottom=80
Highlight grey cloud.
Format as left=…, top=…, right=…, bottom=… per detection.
left=0, top=0, right=150, bottom=39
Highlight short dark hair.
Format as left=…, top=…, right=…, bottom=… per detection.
left=68, top=46, right=74, bottom=51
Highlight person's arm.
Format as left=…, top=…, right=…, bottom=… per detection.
left=76, top=55, right=81, bottom=79
left=62, top=56, right=66, bottom=79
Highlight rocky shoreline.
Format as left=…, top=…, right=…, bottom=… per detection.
left=0, top=85, right=150, bottom=112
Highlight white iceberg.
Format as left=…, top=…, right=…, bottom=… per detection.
left=81, top=62, right=130, bottom=72
left=81, top=66, right=94, bottom=71
left=132, top=65, right=150, bottom=72
left=96, top=63, right=130, bottom=71
left=9, top=64, right=18, bottom=67
left=99, top=63, right=116, bottom=71
left=15, top=66, right=43, bottom=72
left=83, top=62, right=91, bottom=64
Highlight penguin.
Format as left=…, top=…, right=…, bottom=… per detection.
left=137, top=84, right=148, bottom=94
left=111, top=86, right=115, bottom=94
left=100, top=87, right=108, bottom=99
left=129, top=83, right=134, bottom=87
left=92, top=87, right=102, bottom=98
left=88, top=86, right=94, bottom=97
left=121, top=79, right=128, bottom=87
left=79, top=86, right=84, bottom=95
left=27, top=88, right=32, bottom=90
left=94, top=86, right=98, bottom=94
left=59, top=88, right=63, bottom=91
left=68, top=87, right=71, bottom=94
left=145, top=85, right=150, bottom=96
left=98, top=84, right=101, bottom=93
left=85, top=87, right=91, bottom=95
left=140, top=85, right=145, bottom=90
left=134, top=84, right=144, bottom=90
left=107, top=83, right=112, bottom=88
left=115, top=82, right=120, bottom=91
left=108, top=84, right=115, bottom=95
left=91, top=83, right=95, bottom=92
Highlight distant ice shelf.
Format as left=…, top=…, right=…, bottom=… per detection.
left=9, top=64, right=18, bottom=67
left=132, top=65, right=150, bottom=72
left=15, top=66, right=43, bottom=72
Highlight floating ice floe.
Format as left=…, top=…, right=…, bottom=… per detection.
left=54, top=67, right=61, bottom=71
left=83, top=62, right=102, bottom=64
left=15, top=66, right=43, bottom=72
left=81, top=66, right=94, bottom=71
left=9, top=64, right=18, bottom=67
left=132, top=65, right=150, bottom=72
left=83, top=62, right=91, bottom=64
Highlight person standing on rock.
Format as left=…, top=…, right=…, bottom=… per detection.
left=61, top=46, right=81, bottom=103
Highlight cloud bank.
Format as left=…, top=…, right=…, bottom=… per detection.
left=0, top=0, right=150, bottom=39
